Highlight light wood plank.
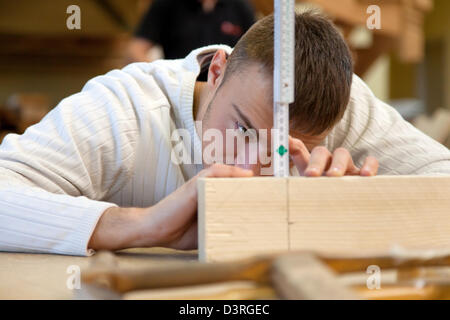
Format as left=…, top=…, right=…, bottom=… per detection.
left=198, top=178, right=288, bottom=262
left=198, top=176, right=450, bottom=262
left=0, top=248, right=196, bottom=299
left=288, top=176, right=450, bottom=255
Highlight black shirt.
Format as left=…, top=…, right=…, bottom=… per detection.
left=135, top=0, right=255, bottom=60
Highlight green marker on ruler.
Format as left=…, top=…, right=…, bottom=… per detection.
left=273, top=0, right=295, bottom=177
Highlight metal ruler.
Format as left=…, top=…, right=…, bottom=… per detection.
left=273, top=0, right=295, bottom=177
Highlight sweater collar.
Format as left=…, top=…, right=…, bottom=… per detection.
left=178, top=45, right=233, bottom=176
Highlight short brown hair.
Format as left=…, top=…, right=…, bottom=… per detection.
left=224, top=11, right=353, bottom=135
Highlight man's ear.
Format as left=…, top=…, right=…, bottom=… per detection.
left=207, top=50, right=228, bottom=88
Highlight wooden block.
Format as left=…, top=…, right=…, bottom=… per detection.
left=198, top=176, right=450, bottom=262
left=198, top=178, right=288, bottom=262
left=288, top=176, right=450, bottom=255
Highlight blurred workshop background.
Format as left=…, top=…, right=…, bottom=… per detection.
left=0, top=0, right=449, bottom=147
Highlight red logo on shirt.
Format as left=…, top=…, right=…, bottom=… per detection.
left=221, top=21, right=243, bottom=37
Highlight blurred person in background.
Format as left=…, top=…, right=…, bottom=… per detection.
left=127, top=0, right=255, bottom=65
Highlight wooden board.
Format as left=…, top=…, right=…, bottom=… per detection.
left=198, top=178, right=288, bottom=262
left=0, top=248, right=196, bottom=299
left=198, top=176, right=450, bottom=262
left=288, top=176, right=450, bottom=254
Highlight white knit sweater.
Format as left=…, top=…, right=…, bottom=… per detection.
left=0, top=45, right=449, bottom=256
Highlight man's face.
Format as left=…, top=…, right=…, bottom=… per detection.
left=198, top=58, right=328, bottom=176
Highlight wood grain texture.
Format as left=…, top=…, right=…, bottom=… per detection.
left=198, top=176, right=450, bottom=262
left=198, top=178, right=288, bottom=262
left=0, top=248, right=196, bottom=299
left=289, top=176, right=450, bottom=255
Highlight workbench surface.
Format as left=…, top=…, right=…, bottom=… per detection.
left=0, top=248, right=197, bottom=299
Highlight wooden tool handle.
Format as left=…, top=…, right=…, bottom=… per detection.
left=322, top=255, right=450, bottom=273
left=82, top=256, right=274, bottom=293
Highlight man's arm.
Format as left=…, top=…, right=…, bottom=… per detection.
left=0, top=65, right=254, bottom=256
left=0, top=69, right=144, bottom=256
left=327, top=75, right=450, bottom=175
left=127, top=37, right=154, bottom=63
left=88, top=164, right=254, bottom=251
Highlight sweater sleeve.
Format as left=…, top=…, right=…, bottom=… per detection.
left=0, top=69, right=146, bottom=256
left=327, top=75, right=450, bottom=175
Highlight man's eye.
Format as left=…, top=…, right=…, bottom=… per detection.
left=236, top=122, right=248, bottom=134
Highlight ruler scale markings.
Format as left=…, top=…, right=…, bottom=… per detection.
left=273, top=0, right=295, bottom=177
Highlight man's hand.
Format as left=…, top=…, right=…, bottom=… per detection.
left=126, top=38, right=154, bottom=63
left=289, top=136, right=379, bottom=177
left=88, top=164, right=253, bottom=252
left=143, top=164, right=253, bottom=250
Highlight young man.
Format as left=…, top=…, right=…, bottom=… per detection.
left=0, top=13, right=449, bottom=256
